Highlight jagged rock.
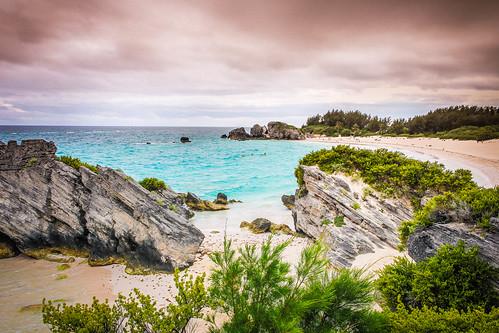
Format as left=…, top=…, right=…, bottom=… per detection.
left=228, top=127, right=251, bottom=140
left=185, top=192, right=228, bottom=211
left=214, top=192, right=228, bottom=205
left=292, top=166, right=413, bottom=267
left=150, top=189, right=194, bottom=219
left=281, top=194, right=295, bottom=209
left=0, top=140, right=204, bottom=272
left=180, top=137, right=191, bottom=143
left=240, top=218, right=296, bottom=235
left=250, top=124, right=266, bottom=137
left=408, top=218, right=499, bottom=268
left=267, top=121, right=305, bottom=140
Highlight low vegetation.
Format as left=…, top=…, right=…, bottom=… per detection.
left=303, top=105, right=499, bottom=140
left=56, top=155, right=99, bottom=173
left=139, top=177, right=168, bottom=192
left=296, top=145, right=476, bottom=208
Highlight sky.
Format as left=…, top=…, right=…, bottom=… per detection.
left=0, top=0, right=498, bottom=126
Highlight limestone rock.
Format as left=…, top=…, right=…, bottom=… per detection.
left=0, top=140, right=204, bottom=272
left=281, top=194, right=295, bottom=209
left=292, top=166, right=413, bottom=267
left=266, top=122, right=305, bottom=140
left=250, top=124, right=267, bottom=137
left=185, top=192, right=228, bottom=211
left=408, top=218, right=499, bottom=268
left=240, top=218, right=296, bottom=235
left=228, top=127, right=251, bottom=140
left=214, top=192, right=228, bottom=205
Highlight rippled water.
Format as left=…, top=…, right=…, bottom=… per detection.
left=0, top=126, right=329, bottom=201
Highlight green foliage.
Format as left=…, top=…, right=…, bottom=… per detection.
left=43, top=269, right=207, bottom=332
left=298, top=145, right=476, bottom=206
left=400, top=187, right=499, bottom=245
left=139, top=177, right=168, bottom=192
left=352, top=202, right=361, bottom=210
left=377, top=242, right=498, bottom=312
left=56, top=156, right=99, bottom=173
left=321, top=218, right=332, bottom=226
left=334, top=215, right=345, bottom=227
left=208, top=237, right=387, bottom=332
left=387, top=306, right=499, bottom=333
left=304, top=105, right=499, bottom=140
left=56, top=264, right=70, bottom=271
left=168, top=203, right=179, bottom=213
left=24, top=157, right=38, bottom=168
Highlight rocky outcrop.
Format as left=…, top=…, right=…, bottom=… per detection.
left=185, top=192, right=228, bottom=211
left=227, top=122, right=304, bottom=141
left=214, top=192, right=228, bottom=205
left=228, top=127, right=251, bottom=140
left=281, top=194, right=295, bottom=209
left=292, top=166, right=413, bottom=267
left=0, top=140, right=204, bottom=272
left=240, top=218, right=295, bottom=235
left=408, top=218, right=499, bottom=268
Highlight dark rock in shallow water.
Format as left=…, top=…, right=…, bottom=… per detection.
left=281, top=194, right=295, bottom=209
left=185, top=192, right=228, bottom=211
left=228, top=127, right=251, bottom=140
left=220, top=134, right=227, bottom=139
left=214, top=192, right=228, bottom=205
left=180, top=137, right=191, bottom=143
left=0, top=140, right=204, bottom=272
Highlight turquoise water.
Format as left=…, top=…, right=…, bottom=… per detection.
left=0, top=126, right=329, bottom=201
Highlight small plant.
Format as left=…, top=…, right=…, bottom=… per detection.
left=55, top=274, right=68, bottom=281
left=56, top=264, right=70, bottom=271
left=362, top=186, right=374, bottom=200
left=155, top=198, right=164, bottom=206
left=139, top=177, right=168, bottom=192
left=25, top=157, right=38, bottom=168
left=168, top=203, right=179, bottom=213
left=321, top=218, right=332, bottom=226
left=56, top=156, right=99, bottom=173
left=334, top=215, right=345, bottom=227
left=352, top=202, right=361, bottom=210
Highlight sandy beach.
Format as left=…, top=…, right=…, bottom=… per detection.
left=1, top=136, right=498, bottom=332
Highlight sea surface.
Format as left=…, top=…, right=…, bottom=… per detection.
left=0, top=126, right=329, bottom=202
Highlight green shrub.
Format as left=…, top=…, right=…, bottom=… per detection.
left=56, top=156, right=98, bottom=173
left=352, top=202, right=361, bottom=210
left=377, top=242, right=498, bottom=312
left=56, top=264, right=70, bottom=271
left=297, top=145, right=476, bottom=207
left=42, top=269, right=207, bottom=332
left=387, top=306, right=499, bottom=333
left=139, top=177, right=167, bottom=192
left=208, top=237, right=387, bottom=332
left=334, top=215, right=345, bottom=227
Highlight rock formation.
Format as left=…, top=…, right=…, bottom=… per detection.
left=185, top=192, right=228, bottom=211
left=408, top=218, right=499, bottom=268
left=240, top=218, right=295, bottom=235
left=227, top=122, right=305, bottom=140
left=281, top=194, right=295, bottom=209
left=0, top=140, right=204, bottom=272
left=292, top=166, right=413, bottom=267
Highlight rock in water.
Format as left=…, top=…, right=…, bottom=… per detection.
left=250, top=124, right=266, bottom=137
left=292, top=166, right=413, bottom=267
left=220, top=134, right=228, bottom=139
left=214, top=192, right=228, bottom=205
left=180, top=137, right=191, bottom=143
left=281, top=194, right=295, bottom=209
left=228, top=127, right=251, bottom=140
left=0, top=140, right=204, bottom=272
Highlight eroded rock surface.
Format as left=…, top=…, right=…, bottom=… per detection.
left=292, top=166, right=413, bottom=267
left=228, top=121, right=304, bottom=140
left=0, top=140, right=204, bottom=272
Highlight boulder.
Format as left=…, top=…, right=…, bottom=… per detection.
left=240, top=218, right=296, bottom=235
left=267, top=122, right=305, bottom=140
left=185, top=192, right=228, bottom=211
left=250, top=124, right=266, bottom=137
left=292, top=166, right=413, bottom=267
left=228, top=127, right=251, bottom=140
left=220, top=134, right=228, bottom=139
left=281, top=194, right=295, bottom=209
left=214, top=192, right=228, bottom=205
left=180, top=137, right=191, bottom=143
left=0, top=140, right=204, bottom=272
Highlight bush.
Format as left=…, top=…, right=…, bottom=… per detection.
left=139, top=177, right=168, bottom=192
left=56, top=156, right=98, bottom=173
left=297, top=145, right=476, bottom=206
left=376, top=242, right=498, bottom=312
left=387, top=306, right=499, bottom=333
left=42, top=269, right=207, bottom=332
left=208, top=237, right=387, bottom=332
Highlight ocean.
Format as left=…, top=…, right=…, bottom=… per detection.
left=0, top=126, right=329, bottom=203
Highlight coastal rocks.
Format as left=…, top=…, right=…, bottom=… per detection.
left=220, top=134, right=228, bottom=139
left=281, top=194, right=295, bottom=209
left=292, top=166, right=413, bottom=267
left=185, top=192, right=228, bottom=211
left=228, top=127, right=251, bottom=140
left=267, top=121, right=305, bottom=140
left=214, top=192, right=228, bottom=205
left=150, top=188, right=194, bottom=219
left=0, top=140, right=204, bottom=272
left=180, top=137, right=191, bottom=143
left=0, top=233, right=18, bottom=258
left=227, top=121, right=305, bottom=140
left=407, top=218, right=499, bottom=269
left=240, top=218, right=295, bottom=235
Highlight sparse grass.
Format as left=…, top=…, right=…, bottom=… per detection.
left=168, top=203, right=179, bottom=213
left=56, top=156, right=99, bottom=173
left=57, top=264, right=71, bottom=271
left=24, top=157, right=38, bottom=168
left=155, top=198, right=165, bottom=206
left=362, top=187, right=374, bottom=200
left=321, top=218, right=332, bottom=226
left=352, top=202, right=360, bottom=210
left=334, top=215, right=345, bottom=227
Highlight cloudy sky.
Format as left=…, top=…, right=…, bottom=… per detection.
left=1, top=0, right=498, bottom=126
